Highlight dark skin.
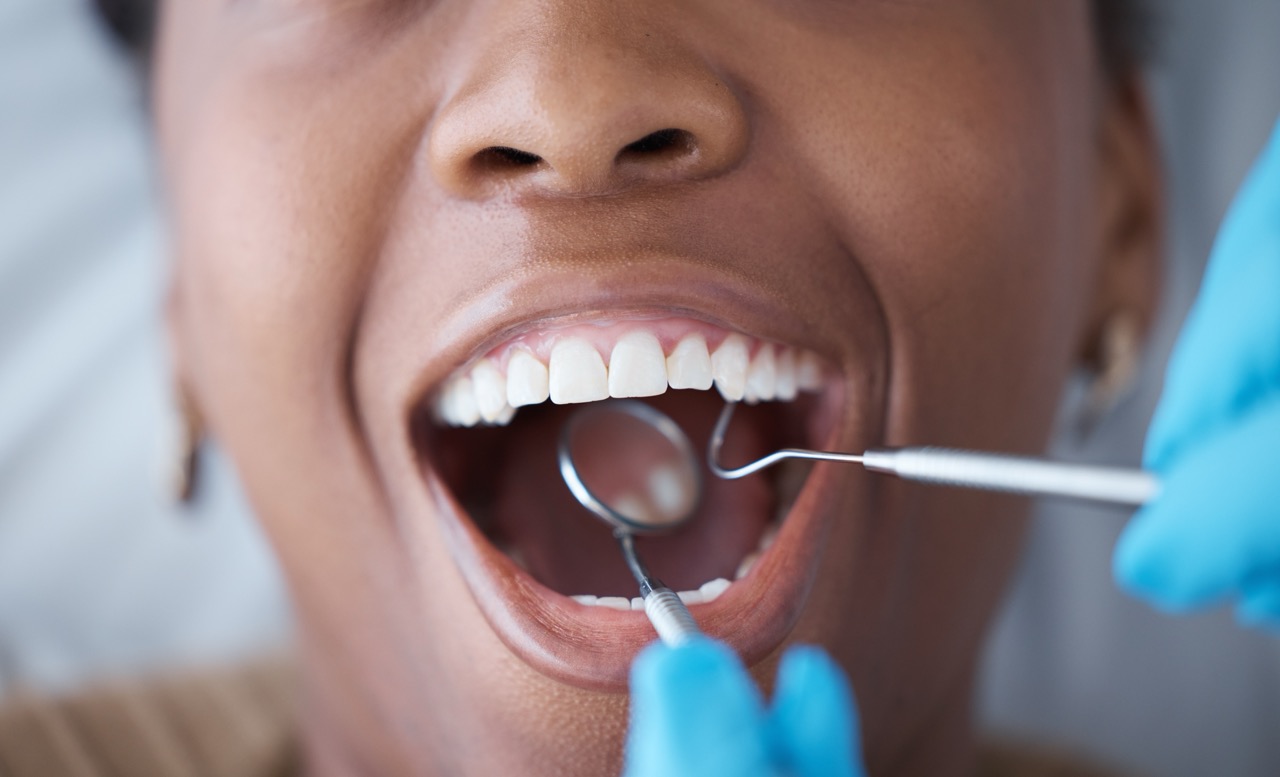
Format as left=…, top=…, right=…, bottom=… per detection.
left=155, top=1, right=1161, bottom=774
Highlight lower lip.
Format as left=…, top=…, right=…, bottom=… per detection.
left=421, top=391, right=847, bottom=692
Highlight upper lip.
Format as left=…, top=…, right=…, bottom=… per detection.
left=402, top=262, right=856, bottom=690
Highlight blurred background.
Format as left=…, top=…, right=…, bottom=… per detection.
left=1, top=1, right=1277, bottom=775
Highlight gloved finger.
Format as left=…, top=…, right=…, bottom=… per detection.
left=1145, top=117, right=1280, bottom=472
left=1237, top=579, right=1280, bottom=633
left=768, top=646, right=864, bottom=777
left=1116, top=397, right=1280, bottom=610
left=625, top=638, right=771, bottom=777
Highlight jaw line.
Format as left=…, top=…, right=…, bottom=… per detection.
left=416, top=380, right=849, bottom=692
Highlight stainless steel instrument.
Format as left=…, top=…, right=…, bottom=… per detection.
left=708, top=403, right=1159, bottom=507
left=559, top=401, right=703, bottom=646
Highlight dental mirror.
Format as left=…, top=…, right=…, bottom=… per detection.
left=558, top=400, right=704, bottom=645
left=559, top=400, right=702, bottom=535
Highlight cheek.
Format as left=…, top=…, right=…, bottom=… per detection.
left=154, top=17, right=457, bottom=661
left=743, top=4, right=1096, bottom=734
left=765, top=5, right=1097, bottom=451
left=157, top=15, right=437, bottom=486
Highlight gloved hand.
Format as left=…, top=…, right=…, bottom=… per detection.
left=624, top=638, right=864, bottom=777
left=1114, top=117, right=1280, bottom=629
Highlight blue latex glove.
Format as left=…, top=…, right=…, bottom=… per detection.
left=624, top=638, right=864, bottom=777
left=1115, top=117, right=1280, bottom=629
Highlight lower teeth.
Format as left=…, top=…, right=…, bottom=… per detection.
left=570, top=576, right=733, bottom=610
left=567, top=516, right=780, bottom=609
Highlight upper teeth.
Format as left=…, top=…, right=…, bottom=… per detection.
left=435, top=327, right=823, bottom=427
left=549, top=338, right=609, bottom=404
left=710, top=334, right=749, bottom=401
left=506, top=350, right=549, bottom=407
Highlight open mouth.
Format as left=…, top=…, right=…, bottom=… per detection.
left=411, top=314, right=843, bottom=689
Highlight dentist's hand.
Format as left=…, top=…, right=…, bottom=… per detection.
left=625, top=638, right=864, bottom=777
left=1115, top=118, right=1280, bottom=629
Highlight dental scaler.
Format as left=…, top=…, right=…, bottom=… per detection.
left=709, top=403, right=1160, bottom=507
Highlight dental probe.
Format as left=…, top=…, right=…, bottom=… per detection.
left=709, top=403, right=1160, bottom=507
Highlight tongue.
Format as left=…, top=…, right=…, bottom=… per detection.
left=491, top=393, right=775, bottom=597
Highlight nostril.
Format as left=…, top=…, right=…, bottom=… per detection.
left=455, top=128, right=707, bottom=194
left=471, top=146, right=545, bottom=175
left=616, top=128, right=696, bottom=164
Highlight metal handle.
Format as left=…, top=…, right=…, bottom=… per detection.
left=862, top=447, right=1159, bottom=506
left=643, top=587, right=702, bottom=646
left=617, top=533, right=702, bottom=645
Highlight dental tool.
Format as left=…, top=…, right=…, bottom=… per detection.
left=559, top=401, right=704, bottom=646
left=709, top=402, right=1160, bottom=506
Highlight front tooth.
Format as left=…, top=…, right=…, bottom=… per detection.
left=506, top=350, right=549, bottom=407
left=549, top=337, right=609, bottom=404
left=448, top=377, right=481, bottom=426
left=775, top=348, right=798, bottom=401
left=471, top=359, right=508, bottom=422
left=746, top=344, right=777, bottom=401
left=631, top=597, right=646, bottom=611
left=571, top=595, right=598, bottom=606
left=666, top=334, right=713, bottom=390
left=699, top=577, right=731, bottom=602
left=735, top=552, right=760, bottom=580
left=608, top=331, right=668, bottom=398
left=797, top=351, right=823, bottom=391
left=597, top=596, right=631, bottom=611
left=677, top=590, right=705, bottom=606
left=711, top=334, right=749, bottom=401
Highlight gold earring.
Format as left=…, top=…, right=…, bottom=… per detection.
left=169, top=388, right=204, bottom=504
left=1078, top=311, right=1142, bottom=436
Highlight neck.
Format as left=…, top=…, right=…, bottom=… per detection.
left=878, top=670, right=979, bottom=777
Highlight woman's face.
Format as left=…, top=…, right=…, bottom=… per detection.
left=155, top=1, right=1157, bottom=774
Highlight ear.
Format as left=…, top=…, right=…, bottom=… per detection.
left=165, top=280, right=204, bottom=502
left=1079, top=72, right=1164, bottom=371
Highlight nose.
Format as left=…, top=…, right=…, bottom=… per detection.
left=427, top=8, right=749, bottom=198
